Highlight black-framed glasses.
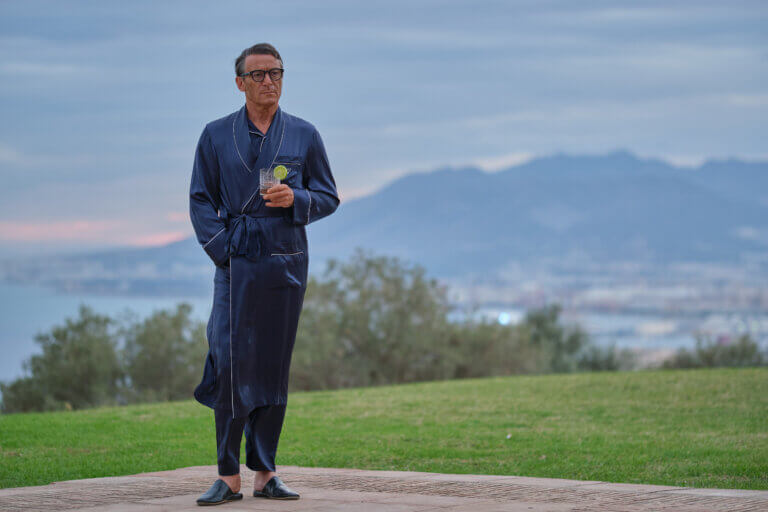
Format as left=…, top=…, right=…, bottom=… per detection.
left=239, top=68, right=284, bottom=82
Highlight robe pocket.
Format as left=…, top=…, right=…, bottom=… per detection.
left=265, top=251, right=307, bottom=288
left=275, top=161, right=304, bottom=188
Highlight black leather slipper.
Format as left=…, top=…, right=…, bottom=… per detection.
left=196, top=479, right=244, bottom=506
left=253, top=475, right=300, bottom=499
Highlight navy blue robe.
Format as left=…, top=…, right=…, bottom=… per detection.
left=189, top=105, right=340, bottom=418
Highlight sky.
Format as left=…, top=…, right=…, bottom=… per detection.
left=0, top=0, right=766, bottom=256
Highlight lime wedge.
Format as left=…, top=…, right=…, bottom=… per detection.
left=273, top=165, right=288, bottom=180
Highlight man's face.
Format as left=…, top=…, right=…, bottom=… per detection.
left=236, top=54, right=283, bottom=108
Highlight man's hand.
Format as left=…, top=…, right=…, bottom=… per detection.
left=263, top=184, right=294, bottom=208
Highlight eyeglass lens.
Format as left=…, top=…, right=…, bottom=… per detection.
left=247, top=69, right=283, bottom=81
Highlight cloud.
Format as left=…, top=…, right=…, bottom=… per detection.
left=165, top=211, right=190, bottom=223
left=0, top=142, right=107, bottom=168
left=652, top=154, right=708, bottom=168
left=0, top=218, right=190, bottom=248
left=128, top=231, right=188, bottom=246
left=371, top=89, right=768, bottom=140
left=0, top=219, right=119, bottom=241
left=0, top=62, right=91, bottom=77
left=0, top=143, right=25, bottom=164
left=723, top=93, right=768, bottom=107
left=472, top=152, right=536, bottom=172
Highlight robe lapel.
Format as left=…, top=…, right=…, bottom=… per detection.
left=232, top=105, right=286, bottom=212
left=232, top=105, right=257, bottom=174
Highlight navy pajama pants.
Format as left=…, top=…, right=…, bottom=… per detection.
left=215, top=404, right=287, bottom=476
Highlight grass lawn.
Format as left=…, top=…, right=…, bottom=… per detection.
left=1, top=367, right=766, bottom=490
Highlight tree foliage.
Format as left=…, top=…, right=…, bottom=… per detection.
left=0, top=303, right=206, bottom=413
left=5, top=249, right=755, bottom=414
left=291, top=249, right=456, bottom=389
left=0, top=304, right=121, bottom=413
left=120, top=303, right=208, bottom=403
left=661, top=333, right=767, bottom=369
left=289, top=249, right=634, bottom=391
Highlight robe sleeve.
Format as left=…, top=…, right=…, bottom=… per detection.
left=290, top=128, right=340, bottom=225
left=189, top=126, right=229, bottom=268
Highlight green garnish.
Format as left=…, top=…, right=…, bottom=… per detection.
left=273, top=165, right=288, bottom=180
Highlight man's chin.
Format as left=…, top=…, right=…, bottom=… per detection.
left=250, top=97, right=280, bottom=108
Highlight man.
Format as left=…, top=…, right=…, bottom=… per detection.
left=189, top=42, right=340, bottom=506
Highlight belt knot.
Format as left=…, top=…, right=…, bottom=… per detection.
left=224, top=213, right=263, bottom=261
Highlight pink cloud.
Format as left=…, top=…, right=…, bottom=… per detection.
left=0, top=220, right=190, bottom=248
left=0, top=220, right=117, bottom=241
left=129, top=231, right=188, bottom=247
left=165, top=211, right=189, bottom=222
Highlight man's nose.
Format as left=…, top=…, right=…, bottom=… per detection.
left=263, top=73, right=274, bottom=85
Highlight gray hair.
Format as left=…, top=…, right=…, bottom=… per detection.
left=235, top=43, right=283, bottom=76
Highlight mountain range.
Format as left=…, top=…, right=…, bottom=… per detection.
left=307, top=149, right=768, bottom=278
left=2, top=149, right=766, bottom=294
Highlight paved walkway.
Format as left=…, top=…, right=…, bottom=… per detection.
left=1, top=465, right=766, bottom=512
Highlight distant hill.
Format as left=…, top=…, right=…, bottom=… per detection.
left=0, top=236, right=213, bottom=296
left=2, top=149, right=767, bottom=293
left=307, top=149, right=768, bottom=277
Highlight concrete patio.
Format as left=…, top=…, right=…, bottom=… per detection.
left=1, top=464, right=766, bottom=512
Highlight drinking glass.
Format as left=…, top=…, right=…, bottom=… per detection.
left=259, top=168, right=280, bottom=195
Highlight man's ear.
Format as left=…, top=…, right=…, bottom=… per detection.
left=235, top=76, right=245, bottom=92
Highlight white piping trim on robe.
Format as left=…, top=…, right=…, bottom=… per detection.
left=234, top=114, right=286, bottom=213
left=229, top=256, right=234, bottom=417
left=232, top=108, right=285, bottom=177
left=242, top=189, right=260, bottom=214
left=203, top=227, right=226, bottom=248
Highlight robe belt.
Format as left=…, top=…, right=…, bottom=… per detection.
left=220, top=207, right=286, bottom=261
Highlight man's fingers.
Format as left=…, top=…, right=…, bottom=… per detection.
left=274, top=189, right=291, bottom=199
left=263, top=185, right=293, bottom=207
left=266, top=184, right=289, bottom=194
left=264, top=187, right=290, bottom=200
left=264, top=196, right=292, bottom=207
left=262, top=192, right=279, bottom=201
left=262, top=191, right=291, bottom=201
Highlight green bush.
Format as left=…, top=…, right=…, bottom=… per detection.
left=662, top=333, right=767, bottom=369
